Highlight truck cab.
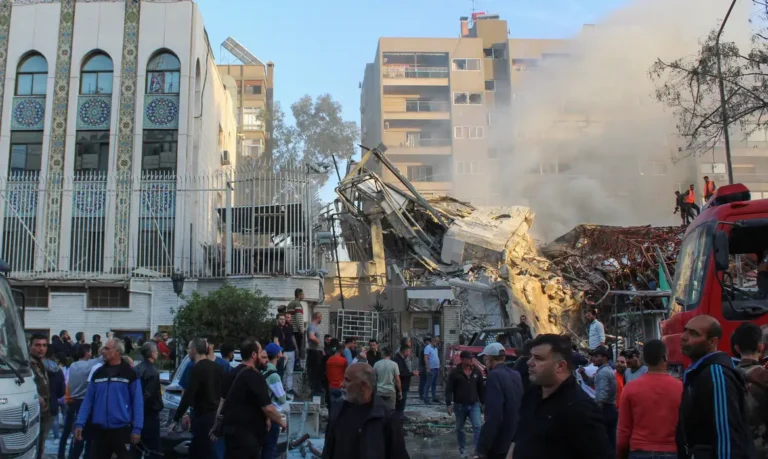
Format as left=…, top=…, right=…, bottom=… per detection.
left=662, top=184, right=768, bottom=377
left=0, top=259, right=40, bottom=457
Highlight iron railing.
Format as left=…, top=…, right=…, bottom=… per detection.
left=383, top=66, right=449, bottom=79
left=0, top=164, right=319, bottom=280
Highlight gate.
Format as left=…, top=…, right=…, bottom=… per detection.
left=334, top=310, right=379, bottom=342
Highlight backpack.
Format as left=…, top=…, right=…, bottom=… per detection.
left=738, top=363, right=768, bottom=447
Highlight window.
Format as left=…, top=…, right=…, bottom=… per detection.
left=453, top=92, right=483, bottom=105
left=142, top=130, right=178, bottom=172
left=454, top=126, right=484, bottom=139
left=670, top=223, right=712, bottom=312
left=87, top=287, right=129, bottom=309
left=407, top=166, right=433, bottom=182
left=242, top=107, right=264, bottom=131
left=243, top=138, right=263, bottom=157
left=456, top=161, right=481, bottom=175
left=485, top=80, right=495, bottom=91
left=75, top=131, right=109, bottom=173
left=700, top=163, right=726, bottom=174
left=16, top=53, right=48, bottom=96
left=483, top=48, right=505, bottom=59
left=80, top=52, right=113, bottom=95
left=12, top=286, right=48, bottom=309
left=245, top=84, right=262, bottom=95
left=9, top=131, right=43, bottom=176
left=452, top=58, right=481, bottom=71
left=146, top=51, right=181, bottom=94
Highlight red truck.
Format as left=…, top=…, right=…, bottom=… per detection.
left=445, top=327, right=522, bottom=376
left=661, top=183, right=768, bottom=377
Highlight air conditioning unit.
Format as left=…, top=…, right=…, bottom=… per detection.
left=220, top=150, right=231, bottom=165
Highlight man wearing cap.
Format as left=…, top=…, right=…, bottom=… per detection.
left=579, top=345, right=618, bottom=451
left=476, top=342, right=522, bottom=459
left=262, top=342, right=287, bottom=459
left=622, top=348, right=648, bottom=384
left=446, top=350, right=485, bottom=458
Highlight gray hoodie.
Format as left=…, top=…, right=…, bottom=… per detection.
left=67, top=358, right=103, bottom=400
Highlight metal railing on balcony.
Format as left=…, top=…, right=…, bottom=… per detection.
left=383, top=66, right=449, bottom=79
left=402, top=138, right=452, bottom=148
left=0, top=164, right=320, bottom=281
left=405, top=100, right=450, bottom=113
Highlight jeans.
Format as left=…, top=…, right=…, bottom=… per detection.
left=601, top=403, right=618, bottom=453
left=628, top=453, right=677, bottom=459
left=261, top=420, right=281, bottom=459
left=190, top=411, right=217, bottom=459
left=454, top=403, right=482, bottom=452
left=59, top=400, right=81, bottom=459
left=136, top=411, right=161, bottom=458
left=38, top=415, right=53, bottom=459
left=283, top=351, right=295, bottom=392
left=424, top=369, right=439, bottom=403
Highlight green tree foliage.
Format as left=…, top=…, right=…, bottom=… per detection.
left=266, top=94, right=359, bottom=186
left=651, top=2, right=768, bottom=155
left=173, top=284, right=273, bottom=346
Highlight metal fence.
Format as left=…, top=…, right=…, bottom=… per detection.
left=0, top=164, right=319, bottom=280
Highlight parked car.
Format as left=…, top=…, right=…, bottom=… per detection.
left=160, top=350, right=289, bottom=458
left=445, top=327, right=523, bottom=377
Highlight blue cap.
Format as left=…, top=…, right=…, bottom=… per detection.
left=265, top=342, right=283, bottom=357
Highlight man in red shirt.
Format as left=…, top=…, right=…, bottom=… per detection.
left=617, top=339, right=682, bottom=459
left=325, top=340, right=347, bottom=410
left=153, top=333, right=170, bottom=359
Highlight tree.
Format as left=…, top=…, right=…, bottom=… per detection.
left=651, top=3, right=768, bottom=156
left=266, top=94, right=359, bottom=186
left=173, top=284, right=273, bottom=346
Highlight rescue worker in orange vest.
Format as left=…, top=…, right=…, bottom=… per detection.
left=674, top=191, right=693, bottom=225
left=685, top=184, right=700, bottom=216
left=703, top=176, right=716, bottom=202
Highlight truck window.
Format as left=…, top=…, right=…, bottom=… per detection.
left=0, top=277, right=30, bottom=377
left=671, top=223, right=712, bottom=312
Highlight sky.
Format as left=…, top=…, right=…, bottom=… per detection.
left=196, top=0, right=632, bottom=202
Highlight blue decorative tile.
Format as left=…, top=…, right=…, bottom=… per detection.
left=76, top=95, right=111, bottom=130
left=11, top=96, right=46, bottom=130
left=143, top=94, right=179, bottom=129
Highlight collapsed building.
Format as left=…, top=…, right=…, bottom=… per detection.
left=323, top=144, right=686, bottom=352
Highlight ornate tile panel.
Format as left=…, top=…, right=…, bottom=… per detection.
left=43, top=0, right=76, bottom=264
left=11, top=96, right=46, bottom=130
left=76, top=95, right=111, bottom=130
left=113, top=0, right=140, bottom=272
left=143, top=94, right=178, bottom=129
left=0, top=1, right=12, bottom=135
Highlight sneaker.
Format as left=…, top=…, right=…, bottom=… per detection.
left=432, top=398, right=440, bottom=403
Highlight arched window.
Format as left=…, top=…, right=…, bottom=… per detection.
left=146, top=51, right=180, bottom=95
left=81, top=52, right=113, bottom=95
left=16, top=53, right=47, bottom=96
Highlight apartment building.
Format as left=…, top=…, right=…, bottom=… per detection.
left=217, top=60, right=274, bottom=163
left=0, top=0, right=319, bottom=344
left=361, top=15, right=696, bottom=214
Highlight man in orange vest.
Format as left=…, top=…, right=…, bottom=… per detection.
left=703, top=176, right=717, bottom=202
left=685, top=184, right=700, bottom=216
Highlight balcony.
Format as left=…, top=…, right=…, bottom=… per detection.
left=386, top=138, right=452, bottom=156
left=385, top=99, right=451, bottom=120
left=383, top=65, right=449, bottom=86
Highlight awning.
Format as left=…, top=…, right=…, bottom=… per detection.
left=406, top=288, right=455, bottom=301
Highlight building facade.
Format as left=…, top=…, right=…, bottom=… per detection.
left=218, top=61, right=274, bottom=164
left=1, top=0, right=320, bottom=341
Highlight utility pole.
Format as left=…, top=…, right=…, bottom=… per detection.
left=716, top=0, right=738, bottom=184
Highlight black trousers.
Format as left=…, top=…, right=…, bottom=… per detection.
left=190, top=411, right=217, bottom=459
left=307, top=349, right=324, bottom=395
left=224, top=429, right=262, bottom=459
left=135, top=411, right=161, bottom=458
left=90, top=425, right=132, bottom=459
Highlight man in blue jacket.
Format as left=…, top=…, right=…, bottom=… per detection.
left=74, top=338, right=143, bottom=459
left=476, top=342, right=522, bottom=459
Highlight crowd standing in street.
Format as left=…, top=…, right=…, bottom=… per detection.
left=515, top=334, right=614, bottom=459
left=445, top=350, right=485, bottom=458
left=322, top=363, right=409, bottom=459
left=617, top=339, right=681, bottom=459
left=677, top=315, right=755, bottom=459
left=74, top=338, right=143, bottom=459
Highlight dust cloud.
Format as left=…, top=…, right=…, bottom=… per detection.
left=494, top=0, right=753, bottom=241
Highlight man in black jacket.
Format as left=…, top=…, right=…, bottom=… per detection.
left=393, top=345, right=417, bottom=419
left=477, top=343, right=521, bottom=459
left=322, top=363, right=409, bottom=459
left=514, top=334, right=614, bottom=459
left=513, top=340, right=534, bottom=393
left=677, top=315, right=755, bottom=459
left=446, top=350, right=485, bottom=458
left=135, top=341, right=163, bottom=458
